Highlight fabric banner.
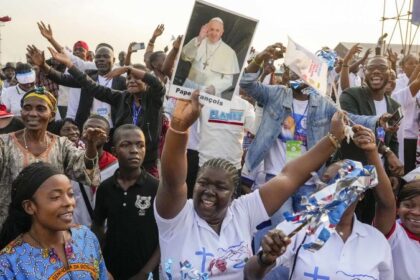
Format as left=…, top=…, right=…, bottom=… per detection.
left=284, top=37, right=329, bottom=95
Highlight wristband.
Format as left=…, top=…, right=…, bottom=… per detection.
left=327, top=133, right=341, bottom=150
left=252, top=58, right=264, bottom=68
left=342, top=64, right=349, bottom=67
left=169, top=126, right=188, bottom=135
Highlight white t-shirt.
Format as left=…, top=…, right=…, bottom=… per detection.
left=264, top=99, right=308, bottom=177
left=198, top=95, right=255, bottom=169
left=154, top=190, right=269, bottom=279
left=387, top=220, right=420, bottom=280
left=90, top=75, right=113, bottom=127
left=392, top=86, right=419, bottom=161
left=373, top=98, right=387, bottom=117
left=338, top=72, right=362, bottom=95
left=65, top=49, right=96, bottom=120
left=276, top=217, right=394, bottom=280
left=1, top=85, right=26, bottom=116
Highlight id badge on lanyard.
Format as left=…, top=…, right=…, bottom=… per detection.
left=286, top=140, right=302, bottom=162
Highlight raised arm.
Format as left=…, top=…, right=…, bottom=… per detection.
left=26, top=45, right=80, bottom=88
left=340, top=44, right=362, bottom=91
left=259, top=111, right=346, bottom=216
left=162, top=35, right=182, bottom=78
left=408, top=64, right=420, bottom=95
left=155, top=91, right=200, bottom=219
left=37, top=21, right=64, bottom=52
left=144, top=24, right=164, bottom=68
left=350, top=126, right=396, bottom=236
left=124, top=42, right=135, bottom=66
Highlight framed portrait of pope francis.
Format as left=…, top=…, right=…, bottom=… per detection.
left=169, top=0, right=258, bottom=109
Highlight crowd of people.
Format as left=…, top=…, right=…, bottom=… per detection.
left=0, top=17, right=419, bottom=280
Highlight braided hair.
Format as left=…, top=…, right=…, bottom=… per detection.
left=0, top=162, right=62, bottom=249
left=198, top=158, right=240, bottom=198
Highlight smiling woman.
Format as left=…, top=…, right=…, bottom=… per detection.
left=0, top=162, right=108, bottom=279
left=0, top=86, right=105, bottom=232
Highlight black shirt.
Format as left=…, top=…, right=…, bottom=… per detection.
left=0, top=117, right=24, bottom=134
left=94, top=168, right=159, bottom=279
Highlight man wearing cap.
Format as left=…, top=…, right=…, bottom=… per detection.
left=1, top=62, right=17, bottom=89
left=0, top=63, right=36, bottom=116
left=181, top=17, right=240, bottom=98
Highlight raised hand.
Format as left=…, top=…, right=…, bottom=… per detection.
left=198, top=24, right=209, bottom=43
left=343, top=43, right=362, bottom=64
left=173, top=35, right=183, bottom=50
left=37, top=21, right=54, bottom=41
left=352, top=125, right=376, bottom=152
left=261, top=229, right=291, bottom=264
left=255, top=43, right=286, bottom=63
left=153, top=24, right=165, bottom=38
left=127, top=42, right=137, bottom=53
left=26, top=45, right=45, bottom=67
left=47, top=47, right=73, bottom=68
left=171, top=90, right=201, bottom=132
left=362, top=48, right=372, bottom=59
left=387, top=49, right=398, bottom=65
left=387, top=152, right=404, bottom=177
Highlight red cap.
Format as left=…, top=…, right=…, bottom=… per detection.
left=73, top=41, right=89, bottom=51
left=0, top=104, right=13, bottom=119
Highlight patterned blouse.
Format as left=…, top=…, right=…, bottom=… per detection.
left=0, top=131, right=100, bottom=229
left=0, top=225, right=108, bottom=279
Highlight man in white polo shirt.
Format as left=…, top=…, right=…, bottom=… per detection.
left=1, top=63, right=36, bottom=116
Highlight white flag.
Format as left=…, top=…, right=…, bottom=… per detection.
left=284, top=37, right=328, bottom=95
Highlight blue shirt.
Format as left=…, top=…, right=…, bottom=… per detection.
left=0, top=225, right=107, bottom=280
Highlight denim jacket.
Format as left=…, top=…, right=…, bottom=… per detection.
left=240, top=71, right=379, bottom=172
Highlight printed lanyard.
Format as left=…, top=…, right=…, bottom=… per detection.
left=291, top=102, right=309, bottom=135
left=132, top=102, right=142, bottom=125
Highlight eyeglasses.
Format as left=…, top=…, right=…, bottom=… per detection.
left=366, top=64, right=389, bottom=72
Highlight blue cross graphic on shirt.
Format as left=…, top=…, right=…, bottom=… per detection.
left=304, top=267, right=330, bottom=280
left=195, top=247, right=214, bottom=273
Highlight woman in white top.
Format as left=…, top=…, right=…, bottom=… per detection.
left=385, top=180, right=420, bottom=280
left=155, top=89, right=347, bottom=279
left=244, top=125, right=395, bottom=280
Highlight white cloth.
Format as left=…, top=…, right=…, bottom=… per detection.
left=198, top=95, right=255, bottom=169
left=373, top=98, right=387, bottom=117
left=154, top=190, right=269, bottom=280
left=90, top=75, right=113, bottom=127
left=338, top=72, right=362, bottom=95
left=1, top=85, right=26, bottom=116
left=187, top=120, right=200, bottom=151
left=387, top=220, right=420, bottom=280
left=65, top=49, right=96, bottom=120
left=276, top=216, right=394, bottom=280
left=182, top=37, right=240, bottom=96
left=264, top=99, right=308, bottom=177
left=391, top=86, right=419, bottom=162
left=72, top=160, right=119, bottom=226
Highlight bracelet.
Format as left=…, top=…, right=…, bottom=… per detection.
left=168, top=126, right=188, bottom=135
left=257, top=251, right=274, bottom=267
left=342, top=64, right=349, bottom=67
left=252, top=58, right=264, bottom=68
left=148, top=40, right=155, bottom=46
left=84, top=152, right=98, bottom=163
left=327, top=133, right=341, bottom=150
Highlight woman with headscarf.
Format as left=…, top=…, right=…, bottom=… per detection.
left=0, top=86, right=105, bottom=230
left=0, top=162, right=108, bottom=279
